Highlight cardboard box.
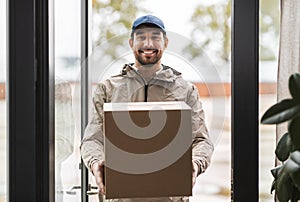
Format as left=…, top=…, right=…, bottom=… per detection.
left=103, top=101, right=192, bottom=199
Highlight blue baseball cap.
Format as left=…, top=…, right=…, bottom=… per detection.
left=131, top=15, right=166, bottom=33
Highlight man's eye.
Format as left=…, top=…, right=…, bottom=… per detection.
left=152, top=36, right=161, bottom=41
left=137, top=36, right=146, bottom=41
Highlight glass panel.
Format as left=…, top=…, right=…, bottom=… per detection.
left=54, top=0, right=81, bottom=201
left=0, top=0, right=7, bottom=201
left=259, top=0, right=280, bottom=201
left=90, top=0, right=231, bottom=201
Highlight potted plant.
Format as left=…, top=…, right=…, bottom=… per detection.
left=261, top=73, right=300, bottom=202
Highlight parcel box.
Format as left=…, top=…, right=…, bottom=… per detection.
left=103, top=101, right=192, bottom=199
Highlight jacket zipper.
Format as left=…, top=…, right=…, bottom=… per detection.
left=144, top=84, right=148, bottom=102
left=129, top=67, right=150, bottom=102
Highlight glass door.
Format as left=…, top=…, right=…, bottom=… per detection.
left=53, top=0, right=82, bottom=201
left=5, top=0, right=259, bottom=201
left=89, top=0, right=230, bottom=201
left=51, top=0, right=260, bottom=201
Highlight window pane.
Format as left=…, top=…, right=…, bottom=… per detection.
left=54, top=0, right=81, bottom=201
left=91, top=0, right=230, bottom=201
left=0, top=0, right=7, bottom=201
left=259, top=0, right=279, bottom=201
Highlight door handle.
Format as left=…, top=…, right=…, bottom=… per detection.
left=86, top=185, right=98, bottom=195
left=65, top=184, right=99, bottom=195
left=66, top=185, right=81, bottom=195
left=86, top=185, right=105, bottom=202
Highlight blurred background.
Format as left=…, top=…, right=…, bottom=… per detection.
left=0, top=0, right=279, bottom=201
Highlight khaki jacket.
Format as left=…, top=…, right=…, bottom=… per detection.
left=80, top=64, right=214, bottom=201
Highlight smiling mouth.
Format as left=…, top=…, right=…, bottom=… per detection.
left=138, top=49, right=158, bottom=55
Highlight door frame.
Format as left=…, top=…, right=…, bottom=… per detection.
left=8, top=0, right=54, bottom=201
left=7, top=0, right=259, bottom=201
left=231, top=0, right=259, bottom=201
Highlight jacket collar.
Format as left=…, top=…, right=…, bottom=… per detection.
left=120, top=63, right=182, bottom=82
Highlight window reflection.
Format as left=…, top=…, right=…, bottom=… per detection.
left=0, top=0, right=7, bottom=201
left=55, top=79, right=75, bottom=200
left=259, top=0, right=280, bottom=201
left=54, top=0, right=81, bottom=201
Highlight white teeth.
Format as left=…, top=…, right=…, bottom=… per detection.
left=143, top=51, right=154, bottom=54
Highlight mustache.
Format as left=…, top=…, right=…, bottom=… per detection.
left=138, top=48, right=158, bottom=53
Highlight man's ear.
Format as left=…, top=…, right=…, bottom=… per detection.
left=164, top=37, right=169, bottom=49
left=129, top=38, right=133, bottom=48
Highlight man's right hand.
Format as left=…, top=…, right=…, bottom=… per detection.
left=92, top=161, right=106, bottom=194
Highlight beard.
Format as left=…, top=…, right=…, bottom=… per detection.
left=134, top=49, right=163, bottom=66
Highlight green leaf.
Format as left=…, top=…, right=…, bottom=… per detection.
left=271, top=166, right=282, bottom=194
left=291, top=171, right=300, bottom=192
left=290, top=187, right=300, bottom=202
left=289, top=117, right=300, bottom=149
left=271, top=178, right=276, bottom=193
left=261, top=99, right=300, bottom=124
left=276, top=158, right=300, bottom=202
left=290, top=151, right=300, bottom=165
left=276, top=133, right=294, bottom=161
left=284, top=157, right=300, bottom=173
left=289, top=73, right=300, bottom=101
left=289, top=152, right=300, bottom=192
left=276, top=172, right=292, bottom=202
left=271, top=165, right=283, bottom=178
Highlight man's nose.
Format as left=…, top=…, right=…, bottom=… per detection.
left=144, top=37, right=154, bottom=48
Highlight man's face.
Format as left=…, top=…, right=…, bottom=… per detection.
left=129, top=28, right=168, bottom=66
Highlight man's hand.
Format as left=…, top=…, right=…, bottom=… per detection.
left=92, top=161, right=106, bottom=194
left=192, top=161, right=199, bottom=187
